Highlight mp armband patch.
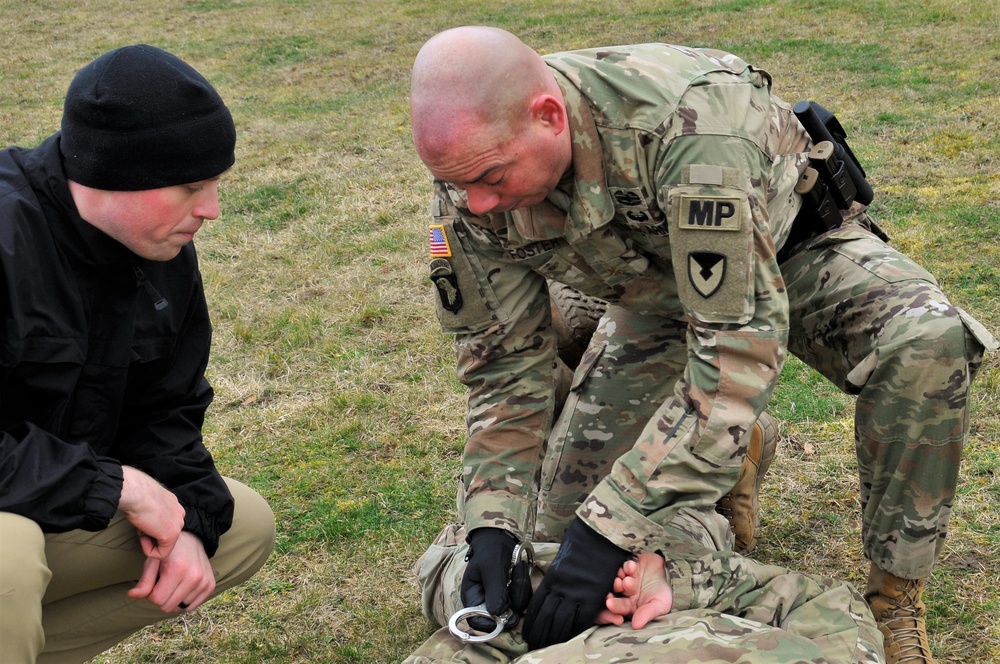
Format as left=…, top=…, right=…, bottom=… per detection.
left=669, top=186, right=754, bottom=324
left=678, top=195, right=743, bottom=231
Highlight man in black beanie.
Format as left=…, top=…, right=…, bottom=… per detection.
left=0, top=45, right=275, bottom=663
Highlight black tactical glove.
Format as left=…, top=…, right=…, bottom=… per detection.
left=522, top=518, right=629, bottom=649
left=460, top=527, right=532, bottom=631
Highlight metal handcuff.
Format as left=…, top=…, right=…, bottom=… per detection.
left=448, top=539, right=535, bottom=643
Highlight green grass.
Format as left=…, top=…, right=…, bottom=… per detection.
left=2, top=0, right=998, bottom=661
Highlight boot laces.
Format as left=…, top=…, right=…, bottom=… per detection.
left=715, top=498, right=734, bottom=519
left=880, top=603, right=934, bottom=663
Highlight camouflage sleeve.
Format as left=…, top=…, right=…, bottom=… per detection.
left=579, top=127, right=791, bottom=551
left=428, top=183, right=560, bottom=538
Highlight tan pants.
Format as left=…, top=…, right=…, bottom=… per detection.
left=0, top=478, right=275, bottom=664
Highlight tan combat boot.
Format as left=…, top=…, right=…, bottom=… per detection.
left=716, top=412, right=777, bottom=553
left=865, top=565, right=937, bottom=663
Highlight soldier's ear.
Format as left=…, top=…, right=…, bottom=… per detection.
left=530, top=94, right=567, bottom=135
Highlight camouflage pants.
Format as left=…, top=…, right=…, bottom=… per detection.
left=782, top=222, right=992, bottom=578
left=533, top=221, right=992, bottom=580
left=405, top=508, right=883, bottom=663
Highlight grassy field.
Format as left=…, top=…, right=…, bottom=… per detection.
left=2, top=0, right=998, bottom=661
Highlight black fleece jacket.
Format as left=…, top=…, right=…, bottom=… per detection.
left=0, top=134, right=233, bottom=556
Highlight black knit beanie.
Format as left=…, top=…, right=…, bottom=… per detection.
left=60, top=44, right=236, bottom=191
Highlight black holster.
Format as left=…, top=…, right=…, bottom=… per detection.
left=776, top=101, right=876, bottom=264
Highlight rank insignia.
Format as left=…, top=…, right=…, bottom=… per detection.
left=429, top=224, right=452, bottom=257
left=688, top=251, right=726, bottom=298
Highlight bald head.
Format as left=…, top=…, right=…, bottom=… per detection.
left=410, top=26, right=560, bottom=162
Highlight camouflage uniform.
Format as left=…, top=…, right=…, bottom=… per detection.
left=405, top=509, right=884, bottom=663
left=426, top=45, right=995, bottom=585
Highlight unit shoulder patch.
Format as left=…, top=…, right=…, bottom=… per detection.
left=430, top=257, right=462, bottom=313
left=688, top=251, right=727, bottom=298
left=668, top=181, right=754, bottom=324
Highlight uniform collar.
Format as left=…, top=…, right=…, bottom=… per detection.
left=499, top=68, right=616, bottom=244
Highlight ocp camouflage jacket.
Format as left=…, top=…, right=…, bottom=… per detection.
left=429, top=43, right=811, bottom=550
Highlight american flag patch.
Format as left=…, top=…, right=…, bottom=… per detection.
left=429, top=224, right=452, bottom=257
